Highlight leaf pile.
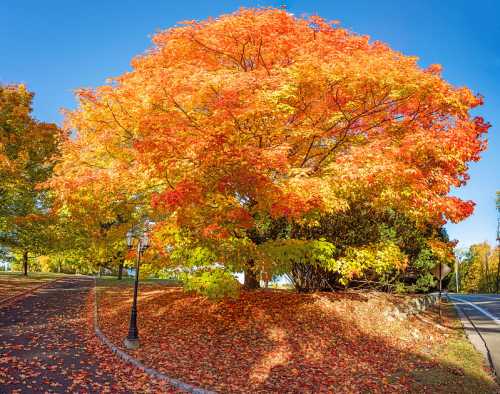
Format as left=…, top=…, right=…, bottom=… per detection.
left=97, top=285, right=497, bottom=393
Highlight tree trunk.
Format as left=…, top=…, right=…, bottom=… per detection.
left=118, top=260, right=124, bottom=280
left=244, top=260, right=260, bottom=289
left=289, top=263, right=340, bottom=292
left=496, top=247, right=500, bottom=294
left=23, top=251, right=28, bottom=276
left=485, top=253, right=490, bottom=292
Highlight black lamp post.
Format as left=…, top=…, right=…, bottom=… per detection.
left=124, top=228, right=150, bottom=349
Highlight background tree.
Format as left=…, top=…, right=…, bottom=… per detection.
left=284, top=205, right=451, bottom=291
left=459, top=242, right=498, bottom=293
left=0, top=84, right=63, bottom=275
left=49, top=172, right=142, bottom=277
left=495, top=191, right=500, bottom=292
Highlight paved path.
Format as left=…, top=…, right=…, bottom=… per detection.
left=0, top=276, right=171, bottom=393
left=449, top=294, right=500, bottom=378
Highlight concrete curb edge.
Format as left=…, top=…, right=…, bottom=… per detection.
left=92, top=277, right=216, bottom=394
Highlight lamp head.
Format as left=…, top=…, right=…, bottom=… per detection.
left=126, top=230, right=134, bottom=249
left=140, top=232, right=150, bottom=252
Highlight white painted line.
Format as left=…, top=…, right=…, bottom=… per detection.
left=468, top=294, right=500, bottom=301
left=449, top=296, right=500, bottom=326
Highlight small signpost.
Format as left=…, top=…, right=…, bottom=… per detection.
left=431, top=262, right=452, bottom=320
left=432, top=262, right=452, bottom=291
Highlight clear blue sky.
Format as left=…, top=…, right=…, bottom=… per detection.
left=1, top=0, right=498, bottom=247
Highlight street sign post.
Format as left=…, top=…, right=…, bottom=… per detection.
left=431, top=262, right=451, bottom=321
left=431, top=262, right=452, bottom=281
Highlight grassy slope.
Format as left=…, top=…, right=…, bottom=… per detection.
left=409, top=302, right=498, bottom=393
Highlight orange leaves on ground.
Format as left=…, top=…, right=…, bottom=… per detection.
left=96, top=284, right=477, bottom=393
left=0, top=275, right=52, bottom=301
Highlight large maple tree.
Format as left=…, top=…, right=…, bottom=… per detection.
left=53, top=8, right=489, bottom=286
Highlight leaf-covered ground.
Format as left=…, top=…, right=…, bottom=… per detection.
left=0, top=271, right=65, bottom=301
left=97, top=281, right=499, bottom=393
left=0, top=277, right=178, bottom=393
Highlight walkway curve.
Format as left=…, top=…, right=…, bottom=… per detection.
left=0, top=276, right=173, bottom=393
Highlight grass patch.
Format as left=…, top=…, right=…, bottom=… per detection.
left=409, top=302, right=498, bottom=393
left=0, top=271, right=68, bottom=279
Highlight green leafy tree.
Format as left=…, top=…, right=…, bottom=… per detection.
left=496, top=191, right=500, bottom=292
left=460, top=242, right=498, bottom=293
left=283, top=203, right=449, bottom=292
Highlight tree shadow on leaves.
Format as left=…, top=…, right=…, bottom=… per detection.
left=99, top=286, right=499, bottom=394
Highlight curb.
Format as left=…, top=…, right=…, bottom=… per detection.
left=0, top=276, right=66, bottom=309
left=92, top=277, right=216, bottom=394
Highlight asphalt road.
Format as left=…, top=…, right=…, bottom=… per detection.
left=449, top=293, right=500, bottom=378
left=0, top=276, right=171, bottom=393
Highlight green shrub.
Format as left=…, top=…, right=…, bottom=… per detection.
left=394, top=281, right=408, bottom=293
left=396, top=273, right=437, bottom=293
left=413, top=273, right=437, bottom=292
left=183, top=269, right=240, bottom=300
left=333, top=241, right=407, bottom=286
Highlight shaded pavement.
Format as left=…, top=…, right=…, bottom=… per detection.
left=0, top=276, right=172, bottom=393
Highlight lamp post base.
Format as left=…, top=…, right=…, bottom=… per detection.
left=124, top=338, right=140, bottom=349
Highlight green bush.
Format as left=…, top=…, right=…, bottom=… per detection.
left=396, top=273, right=437, bottom=293
left=394, top=281, right=408, bottom=293
left=183, top=269, right=240, bottom=300
left=333, top=241, right=407, bottom=286
left=414, top=273, right=437, bottom=292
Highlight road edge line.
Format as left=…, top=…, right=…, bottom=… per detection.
left=92, top=277, right=216, bottom=394
left=447, top=295, right=497, bottom=378
left=448, top=295, right=500, bottom=326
